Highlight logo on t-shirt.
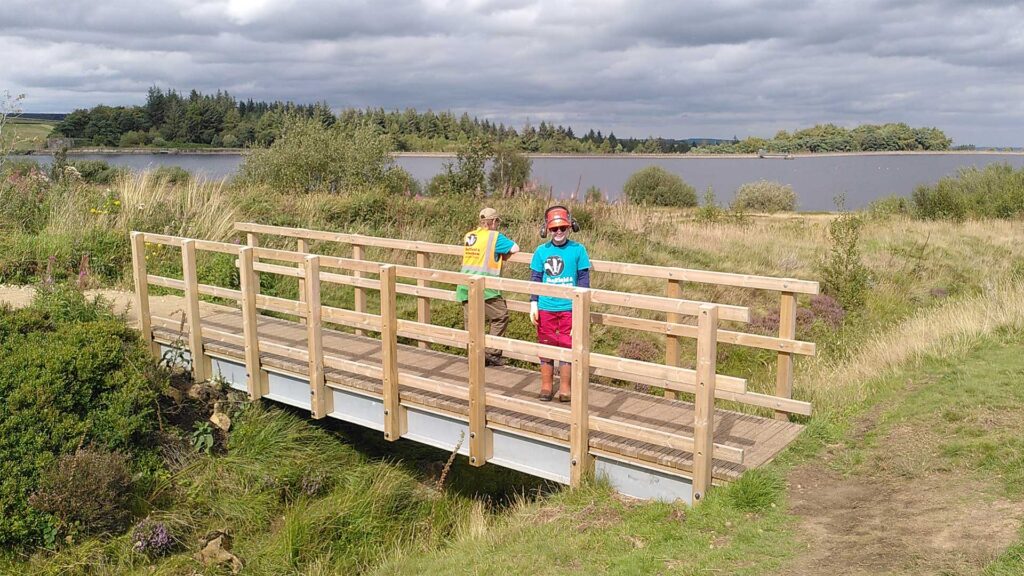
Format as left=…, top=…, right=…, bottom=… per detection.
left=465, top=233, right=477, bottom=247
left=544, top=256, right=564, bottom=277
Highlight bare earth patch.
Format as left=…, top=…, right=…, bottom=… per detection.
left=780, top=428, right=1024, bottom=575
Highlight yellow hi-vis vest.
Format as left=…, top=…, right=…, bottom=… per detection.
left=456, top=227, right=503, bottom=302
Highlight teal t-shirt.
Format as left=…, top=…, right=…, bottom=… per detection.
left=530, top=240, right=591, bottom=312
left=455, top=232, right=516, bottom=302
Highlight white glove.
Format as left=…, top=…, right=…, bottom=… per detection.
left=530, top=301, right=539, bottom=326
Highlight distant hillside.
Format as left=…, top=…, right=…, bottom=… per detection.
left=14, top=113, right=67, bottom=121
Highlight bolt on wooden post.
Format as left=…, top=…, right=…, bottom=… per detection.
left=239, top=247, right=263, bottom=400
left=774, top=291, right=797, bottom=420
left=181, top=239, right=209, bottom=383
left=352, top=244, right=366, bottom=337
left=304, top=255, right=327, bottom=419
left=415, top=251, right=431, bottom=349
left=296, top=238, right=308, bottom=325
left=245, top=232, right=260, bottom=296
left=379, top=264, right=401, bottom=441
left=692, top=303, right=719, bottom=503
left=129, top=232, right=156, bottom=356
left=664, top=279, right=683, bottom=401
left=466, top=276, right=488, bottom=467
left=570, top=288, right=594, bottom=486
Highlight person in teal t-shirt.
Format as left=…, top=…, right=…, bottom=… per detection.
left=529, top=205, right=591, bottom=402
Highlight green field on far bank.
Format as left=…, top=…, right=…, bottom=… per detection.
left=1, top=118, right=54, bottom=152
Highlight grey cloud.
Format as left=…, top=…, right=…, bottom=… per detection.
left=1, top=0, right=1022, bottom=146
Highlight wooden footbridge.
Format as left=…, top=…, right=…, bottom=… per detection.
left=130, top=222, right=818, bottom=504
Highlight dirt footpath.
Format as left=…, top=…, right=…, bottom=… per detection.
left=778, top=386, right=1024, bottom=575
left=0, top=285, right=140, bottom=320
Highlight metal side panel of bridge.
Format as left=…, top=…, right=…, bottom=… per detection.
left=149, top=298, right=803, bottom=504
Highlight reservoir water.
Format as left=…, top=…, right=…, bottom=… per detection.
left=25, top=151, right=1024, bottom=211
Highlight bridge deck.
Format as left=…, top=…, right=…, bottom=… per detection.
left=149, top=297, right=802, bottom=484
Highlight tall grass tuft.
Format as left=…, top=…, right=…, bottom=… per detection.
left=798, top=281, right=1024, bottom=415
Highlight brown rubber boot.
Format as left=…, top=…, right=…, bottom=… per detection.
left=539, top=363, right=554, bottom=401
left=557, top=363, right=572, bottom=402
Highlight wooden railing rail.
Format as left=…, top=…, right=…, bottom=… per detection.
left=232, top=222, right=819, bottom=294
left=233, top=222, right=817, bottom=416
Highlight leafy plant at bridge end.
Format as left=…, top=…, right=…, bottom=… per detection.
left=819, top=210, right=870, bottom=312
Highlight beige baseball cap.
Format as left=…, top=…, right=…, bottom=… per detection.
left=479, top=207, right=499, bottom=220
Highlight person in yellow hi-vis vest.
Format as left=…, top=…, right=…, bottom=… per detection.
left=456, top=207, right=520, bottom=366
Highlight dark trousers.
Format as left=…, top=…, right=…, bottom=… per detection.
left=462, top=297, right=509, bottom=358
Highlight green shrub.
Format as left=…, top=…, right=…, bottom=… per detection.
left=696, top=187, right=724, bottom=223
left=0, top=228, right=131, bottom=285
left=69, top=160, right=125, bottom=184
left=28, top=449, right=134, bottom=539
left=731, top=180, right=797, bottom=212
left=912, top=163, right=1024, bottom=221
left=118, top=130, right=149, bottom=148
left=0, top=287, right=163, bottom=549
left=818, top=212, right=870, bottom=311
left=238, top=114, right=399, bottom=194
left=0, top=176, right=49, bottom=233
left=488, top=144, right=532, bottom=196
left=584, top=185, right=604, bottom=204
left=623, top=165, right=697, bottom=207
left=384, top=166, right=421, bottom=196
left=435, top=137, right=492, bottom=197
left=426, top=172, right=453, bottom=197
left=150, top=165, right=191, bottom=185
left=867, top=195, right=911, bottom=219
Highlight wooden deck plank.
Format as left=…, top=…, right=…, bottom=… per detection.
left=151, top=298, right=803, bottom=482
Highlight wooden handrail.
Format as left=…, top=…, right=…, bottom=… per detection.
left=233, top=222, right=820, bottom=294
left=230, top=222, right=820, bottom=416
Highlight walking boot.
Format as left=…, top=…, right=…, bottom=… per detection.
left=557, top=363, right=572, bottom=403
left=538, top=363, right=554, bottom=401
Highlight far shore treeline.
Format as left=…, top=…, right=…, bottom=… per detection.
left=48, top=87, right=953, bottom=154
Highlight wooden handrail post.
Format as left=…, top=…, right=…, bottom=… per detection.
left=239, top=246, right=263, bottom=400
left=380, top=264, right=401, bottom=440
left=353, top=244, right=366, bottom=336
left=775, top=291, right=797, bottom=420
left=664, top=279, right=683, bottom=400
left=304, top=255, right=327, bottom=418
left=570, top=288, right=594, bottom=486
left=246, top=232, right=260, bottom=296
left=415, top=251, right=431, bottom=349
left=466, top=276, right=487, bottom=467
left=297, top=238, right=308, bottom=325
left=129, top=232, right=156, bottom=357
left=181, top=239, right=209, bottom=382
left=693, top=303, right=719, bottom=503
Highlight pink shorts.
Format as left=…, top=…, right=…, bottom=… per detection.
left=538, top=310, right=572, bottom=363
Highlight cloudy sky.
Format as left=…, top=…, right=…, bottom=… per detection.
left=2, top=0, right=1023, bottom=146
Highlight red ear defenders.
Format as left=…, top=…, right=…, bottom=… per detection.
left=539, top=205, right=580, bottom=238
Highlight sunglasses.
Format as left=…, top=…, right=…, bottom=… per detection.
left=549, top=226, right=569, bottom=233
